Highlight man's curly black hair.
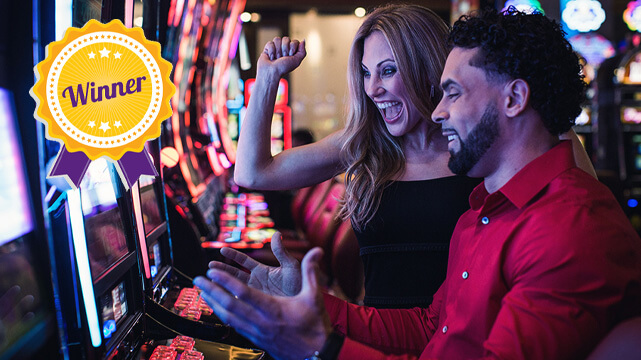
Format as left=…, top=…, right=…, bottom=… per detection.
left=449, top=7, right=587, bottom=135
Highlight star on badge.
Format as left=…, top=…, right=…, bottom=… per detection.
left=88, top=120, right=95, bottom=128
left=99, top=122, right=111, bottom=132
left=99, top=47, right=111, bottom=58
left=88, top=51, right=96, bottom=59
left=114, top=51, right=122, bottom=59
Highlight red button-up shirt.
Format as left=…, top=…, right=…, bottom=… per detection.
left=326, top=141, right=641, bottom=360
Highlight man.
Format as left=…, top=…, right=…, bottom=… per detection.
left=194, top=8, right=641, bottom=359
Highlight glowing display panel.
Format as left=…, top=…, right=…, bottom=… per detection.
left=0, top=237, right=49, bottom=356
left=80, top=158, right=129, bottom=280
left=0, top=89, right=48, bottom=356
left=139, top=176, right=163, bottom=235
left=0, top=88, right=33, bottom=245
left=619, top=51, right=641, bottom=84
left=99, top=281, right=128, bottom=340
left=149, top=242, right=162, bottom=279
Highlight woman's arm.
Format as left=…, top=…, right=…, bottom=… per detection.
left=235, top=37, right=343, bottom=190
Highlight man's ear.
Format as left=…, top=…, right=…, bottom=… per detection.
left=503, top=79, right=529, bottom=118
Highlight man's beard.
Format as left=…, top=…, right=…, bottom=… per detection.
left=448, top=104, right=500, bottom=176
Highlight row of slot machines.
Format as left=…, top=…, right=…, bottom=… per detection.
left=1, top=0, right=281, bottom=358
left=613, top=47, right=641, bottom=233
left=157, top=0, right=289, bottom=264
left=568, top=36, right=641, bottom=235
left=46, top=139, right=264, bottom=359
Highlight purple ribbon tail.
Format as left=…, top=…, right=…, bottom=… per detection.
left=49, top=145, right=91, bottom=188
left=116, top=150, right=158, bottom=190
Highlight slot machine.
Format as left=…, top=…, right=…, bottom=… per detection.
left=42, top=0, right=264, bottom=358
left=130, top=140, right=231, bottom=341
left=47, top=154, right=263, bottom=359
left=568, top=33, right=616, bottom=160
left=42, top=1, right=147, bottom=357
left=0, top=88, right=59, bottom=360
left=160, top=0, right=233, bottom=248
left=47, top=156, right=148, bottom=359
left=614, top=46, right=641, bottom=232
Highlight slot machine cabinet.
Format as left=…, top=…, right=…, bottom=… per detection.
left=47, top=158, right=147, bottom=360
left=43, top=2, right=148, bottom=357
left=130, top=141, right=230, bottom=342
left=614, top=46, right=641, bottom=233
left=568, top=33, right=616, bottom=162
left=160, top=0, right=233, bottom=247
left=0, top=88, right=59, bottom=360
left=39, top=0, right=263, bottom=357
left=47, top=157, right=263, bottom=360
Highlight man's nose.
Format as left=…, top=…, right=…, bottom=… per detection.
left=431, top=101, right=448, bottom=124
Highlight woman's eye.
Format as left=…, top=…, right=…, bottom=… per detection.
left=382, top=67, right=396, bottom=76
left=447, top=93, right=459, bottom=99
left=362, top=69, right=370, bottom=77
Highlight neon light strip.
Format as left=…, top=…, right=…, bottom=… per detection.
left=55, top=0, right=73, bottom=41
left=67, top=189, right=102, bottom=348
left=125, top=0, right=134, bottom=28
left=132, top=183, right=151, bottom=279
left=206, top=146, right=224, bottom=176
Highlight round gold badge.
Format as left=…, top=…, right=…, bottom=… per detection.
left=32, top=19, right=174, bottom=161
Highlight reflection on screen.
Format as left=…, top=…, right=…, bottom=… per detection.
left=0, top=88, right=33, bottom=245
left=633, top=134, right=641, bottom=172
left=81, top=159, right=129, bottom=280
left=140, top=181, right=163, bottom=235
left=100, top=281, right=128, bottom=340
left=149, top=242, right=162, bottom=279
left=0, top=238, right=46, bottom=354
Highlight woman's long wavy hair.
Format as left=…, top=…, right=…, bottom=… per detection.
left=338, top=4, right=449, bottom=231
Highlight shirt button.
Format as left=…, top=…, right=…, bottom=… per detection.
left=462, top=271, right=469, bottom=279
left=481, top=216, right=489, bottom=225
left=442, top=325, right=448, bottom=333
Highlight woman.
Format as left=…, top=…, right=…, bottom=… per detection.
left=227, top=4, right=594, bottom=309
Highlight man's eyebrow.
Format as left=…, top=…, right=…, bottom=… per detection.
left=441, top=79, right=457, bottom=91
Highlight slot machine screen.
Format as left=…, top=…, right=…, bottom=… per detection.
left=99, top=280, right=129, bottom=340
left=138, top=175, right=164, bottom=279
left=139, top=176, right=163, bottom=235
left=0, top=89, right=33, bottom=244
left=0, top=89, right=50, bottom=357
left=80, top=158, right=130, bottom=280
left=149, top=242, right=162, bottom=279
left=630, top=134, right=641, bottom=173
left=0, top=239, right=49, bottom=357
left=621, top=106, right=641, bottom=125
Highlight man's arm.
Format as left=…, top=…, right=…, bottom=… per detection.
left=197, top=247, right=444, bottom=360
left=481, top=201, right=641, bottom=359
left=323, top=285, right=443, bottom=357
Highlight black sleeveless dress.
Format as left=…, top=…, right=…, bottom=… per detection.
left=354, top=176, right=480, bottom=309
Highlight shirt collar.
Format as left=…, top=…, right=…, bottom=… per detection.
left=469, top=141, right=576, bottom=210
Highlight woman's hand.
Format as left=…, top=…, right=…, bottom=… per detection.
left=257, top=36, right=306, bottom=79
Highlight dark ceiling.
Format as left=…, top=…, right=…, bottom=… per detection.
left=244, top=0, right=451, bottom=16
